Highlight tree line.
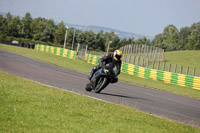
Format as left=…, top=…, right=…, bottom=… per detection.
left=0, top=12, right=199, bottom=51
left=152, top=23, right=200, bottom=51
left=0, top=12, right=139, bottom=51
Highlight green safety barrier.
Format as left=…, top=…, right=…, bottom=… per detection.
left=85, top=53, right=200, bottom=91
left=35, top=44, right=76, bottom=59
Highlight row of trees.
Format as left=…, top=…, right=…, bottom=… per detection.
left=0, top=12, right=55, bottom=44
left=152, top=23, right=200, bottom=51
left=0, top=12, right=148, bottom=51
left=0, top=12, right=199, bottom=51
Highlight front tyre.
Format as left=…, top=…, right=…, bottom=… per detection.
left=94, top=77, right=108, bottom=93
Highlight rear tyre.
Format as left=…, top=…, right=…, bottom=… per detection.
left=85, top=83, right=92, bottom=91
left=94, top=77, right=108, bottom=93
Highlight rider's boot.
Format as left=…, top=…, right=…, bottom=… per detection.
left=88, top=68, right=95, bottom=80
left=88, top=66, right=98, bottom=80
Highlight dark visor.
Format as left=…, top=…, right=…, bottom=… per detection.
left=115, top=54, right=122, bottom=59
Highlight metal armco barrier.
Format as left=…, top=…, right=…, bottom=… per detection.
left=0, top=41, right=35, bottom=49
left=85, top=53, right=200, bottom=90
left=35, top=44, right=77, bottom=59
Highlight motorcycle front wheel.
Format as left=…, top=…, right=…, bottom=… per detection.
left=94, top=77, right=108, bottom=93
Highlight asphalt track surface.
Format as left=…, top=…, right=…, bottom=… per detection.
left=0, top=49, right=200, bottom=127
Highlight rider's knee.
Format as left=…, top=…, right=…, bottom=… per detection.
left=111, top=77, right=118, bottom=83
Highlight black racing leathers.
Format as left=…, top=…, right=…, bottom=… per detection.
left=88, top=54, right=122, bottom=82
left=97, top=54, right=121, bottom=76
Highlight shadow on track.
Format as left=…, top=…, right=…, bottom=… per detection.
left=100, top=92, right=149, bottom=100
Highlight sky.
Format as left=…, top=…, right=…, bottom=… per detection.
left=0, top=0, right=200, bottom=37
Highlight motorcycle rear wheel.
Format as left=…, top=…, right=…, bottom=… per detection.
left=94, top=77, right=108, bottom=93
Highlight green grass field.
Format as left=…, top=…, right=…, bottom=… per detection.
left=0, top=71, right=199, bottom=132
left=146, top=51, right=200, bottom=76
left=164, top=51, right=200, bottom=76
left=1, top=43, right=200, bottom=99
left=122, top=51, right=200, bottom=76
left=164, top=51, right=200, bottom=69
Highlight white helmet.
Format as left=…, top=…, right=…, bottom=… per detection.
left=113, top=50, right=122, bottom=61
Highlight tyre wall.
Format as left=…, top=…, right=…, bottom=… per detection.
left=35, top=44, right=76, bottom=59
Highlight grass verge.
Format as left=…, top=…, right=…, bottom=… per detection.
left=164, top=51, right=200, bottom=69
left=0, top=71, right=199, bottom=132
left=0, top=43, right=200, bottom=99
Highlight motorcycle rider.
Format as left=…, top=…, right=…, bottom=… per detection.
left=88, top=49, right=122, bottom=83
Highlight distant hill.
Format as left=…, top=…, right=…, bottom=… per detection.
left=0, top=12, right=154, bottom=40
left=65, top=23, right=154, bottom=40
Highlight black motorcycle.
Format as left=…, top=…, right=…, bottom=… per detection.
left=85, top=62, right=118, bottom=93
